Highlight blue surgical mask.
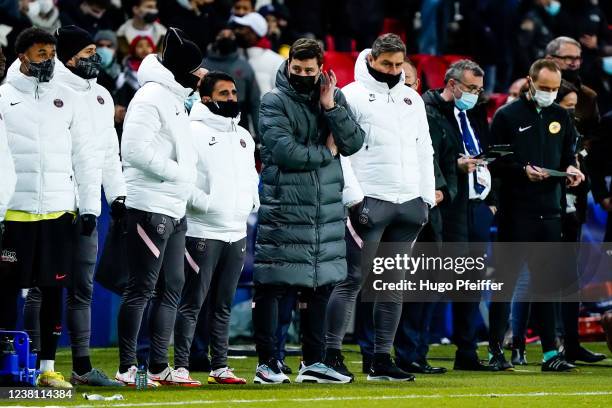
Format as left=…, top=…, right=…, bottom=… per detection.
left=454, top=91, right=478, bottom=111
left=545, top=1, right=561, bottom=17
left=603, top=56, right=612, bottom=76
left=96, top=47, right=115, bottom=68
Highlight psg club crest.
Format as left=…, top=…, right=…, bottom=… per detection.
left=53, top=99, right=64, bottom=108
left=97, top=95, right=105, bottom=105
left=240, top=139, right=247, bottom=148
left=196, top=240, right=206, bottom=252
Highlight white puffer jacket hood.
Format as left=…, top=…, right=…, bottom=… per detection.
left=0, top=59, right=101, bottom=216
left=186, top=102, right=259, bottom=242
left=341, top=49, right=436, bottom=207
left=121, top=54, right=197, bottom=219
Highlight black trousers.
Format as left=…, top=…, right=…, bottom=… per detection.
left=117, top=209, right=187, bottom=369
left=253, top=284, right=333, bottom=366
left=454, top=201, right=494, bottom=360
left=489, top=213, right=562, bottom=353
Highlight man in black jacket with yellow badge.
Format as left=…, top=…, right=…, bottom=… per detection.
left=489, top=59, right=584, bottom=372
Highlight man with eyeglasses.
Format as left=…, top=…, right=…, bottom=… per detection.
left=421, top=59, right=497, bottom=371
left=546, top=37, right=599, bottom=145
left=545, top=36, right=604, bottom=365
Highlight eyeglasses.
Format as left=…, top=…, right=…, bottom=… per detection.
left=454, top=79, right=484, bottom=95
left=552, top=55, right=582, bottom=64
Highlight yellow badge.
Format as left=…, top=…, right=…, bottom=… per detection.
left=549, top=121, right=561, bottom=134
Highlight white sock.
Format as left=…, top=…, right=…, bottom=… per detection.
left=40, top=360, right=55, bottom=373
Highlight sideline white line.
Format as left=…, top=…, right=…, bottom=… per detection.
left=14, top=390, right=612, bottom=408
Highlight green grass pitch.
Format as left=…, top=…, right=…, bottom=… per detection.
left=3, top=343, right=612, bottom=407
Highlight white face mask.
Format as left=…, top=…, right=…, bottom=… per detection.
left=530, top=81, right=557, bottom=108
left=533, top=89, right=557, bottom=108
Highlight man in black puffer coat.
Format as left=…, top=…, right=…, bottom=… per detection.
left=252, top=38, right=365, bottom=385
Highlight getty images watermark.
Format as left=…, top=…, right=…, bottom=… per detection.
left=371, top=252, right=503, bottom=293
left=359, top=242, right=612, bottom=303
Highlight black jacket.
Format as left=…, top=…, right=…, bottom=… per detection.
left=422, top=89, right=493, bottom=242
left=490, top=94, right=577, bottom=217
left=254, top=62, right=365, bottom=287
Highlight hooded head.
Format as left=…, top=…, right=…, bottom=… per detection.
left=161, top=28, right=204, bottom=91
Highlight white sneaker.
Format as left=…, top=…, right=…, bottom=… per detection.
left=295, top=362, right=352, bottom=384
left=115, top=366, right=160, bottom=387
left=148, top=366, right=201, bottom=387
left=253, top=360, right=291, bottom=384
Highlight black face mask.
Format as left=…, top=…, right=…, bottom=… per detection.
left=27, top=58, right=55, bottom=82
left=215, top=37, right=238, bottom=55
left=175, top=71, right=200, bottom=94
left=561, top=68, right=580, bottom=85
left=205, top=100, right=240, bottom=118
left=366, top=61, right=401, bottom=89
left=71, top=53, right=102, bottom=79
left=143, top=12, right=158, bottom=24
left=288, top=73, right=319, bottom=94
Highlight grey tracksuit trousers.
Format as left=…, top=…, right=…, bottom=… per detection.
left=117, top=209, right=187, bottom=369
left=174, top=237, right=246, bottom=370
left=326, top=197, right=428, bottom=355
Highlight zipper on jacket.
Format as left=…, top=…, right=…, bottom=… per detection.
left=230, top=119, right=237, bottom=244
left=313, top=169, right=321, bottom=288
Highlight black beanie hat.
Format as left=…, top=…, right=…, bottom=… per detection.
left=55, top=25, right=94, bottom=64
left=161, top=28, right=202, bottom=79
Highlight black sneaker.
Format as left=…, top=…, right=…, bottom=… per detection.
left=401, top=360, right=447, bottom=374
left=511, top=348, right=528, bottom=366
left=324, top=349, right=354, bottom=380
left=367, top=354, right=415, bottom=382
left=488, top=346, right=514, bottom=371
left=278, top=360, right=292, bottom=375
left=563, top=345, right=606, bottom=364
left=542, top=354, right=577, bottom=372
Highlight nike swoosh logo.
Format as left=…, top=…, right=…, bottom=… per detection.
left=176, top=111, right=180, bottom=116
left=10, top=102, right=21, bottom=106
left=519, top=126, right=532, bottom=132
left=55, top=274, right=66, bottom=280
left=209, top=142, right=218, bottom=146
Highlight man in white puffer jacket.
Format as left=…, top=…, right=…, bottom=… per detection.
left=21, top=25, right=126, bottom=387
left=173, top=71, right=259, bottom=386
left=324, top=34, right=435, bottom=382
left=0, top=28, right=100, bottom=389
left=116, top=28, right=206, bottom=388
